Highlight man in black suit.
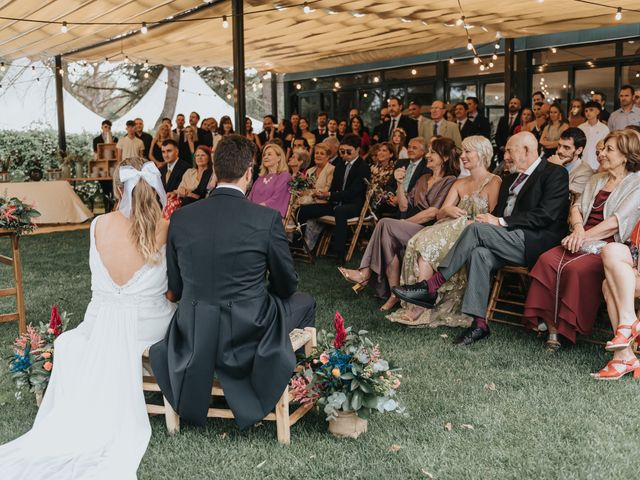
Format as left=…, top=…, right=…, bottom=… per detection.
left=311, top=111, right=329, bottom=143
left=297, top=134, right=371, bottom=265
left=258, top=114, right=277, bottom=146
left=371, top=107, right=390, bottom=144
left=465, top=97, right=492, bottom=139
left=150, top=135, right=315, bottom=428
left=394, top=132, right=569, bottom=346
left=377, top=97, right=418, bottom=144
left=189, top=111, right=213, bottom=149
left=494, top=97, right=523, bottom=161
left=92, top=119, right=117, bottom=153
left=134, top=118, right=153, bottom=159
left=159, top=139, right=190, bottom=193
left=453, top=102, right=479, bottom=140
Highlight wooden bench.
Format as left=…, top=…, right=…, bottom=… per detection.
left=0, top=229, right=26, bottom=334
left=142, top=326, right=317, bottom=444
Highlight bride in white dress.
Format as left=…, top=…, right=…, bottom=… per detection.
left=0, top=159, right=175, bottom=479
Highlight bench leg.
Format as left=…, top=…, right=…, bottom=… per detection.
left=163, top=396, right=180, bottom=434
left=275, top=388, right=290, bottom=445
left=11, top=236, right=26, bottom=335
left=304, top=327, right=317, bottom=357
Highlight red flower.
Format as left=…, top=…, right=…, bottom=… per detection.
left=333, top=311, right=347, bottom=349
left=49, top=304, right=62, bottom=337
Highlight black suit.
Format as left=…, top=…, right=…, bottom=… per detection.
left=311, top=128, right=329, bottom=143
left=469, top=113, right=491, bottom=139
left=150, top=188, right=315, bottom=428
left=298, top=157, right=371, bottom=260
left=458, top=119, right=479, bottom=140
left=196, top=128, right=213, bottom=149
left=494, top=112, right=522, bottom=153
left=92, top=134, right=118, bottom=153
left=378, top=115, right=418, bottom=144
left=136, top=132, right=153, bottom=159
left=160, top=160, right=190, bottom=193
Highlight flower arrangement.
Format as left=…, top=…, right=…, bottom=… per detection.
left=291, top=312, right=403, bottom=422
left=0, top=195, right=41, bottom=235
left=288, top=171, right=315, bottom=196
left=8, top=305, right=69, bottom=400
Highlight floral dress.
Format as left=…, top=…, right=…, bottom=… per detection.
left=387, top=174, right=497, bottom=328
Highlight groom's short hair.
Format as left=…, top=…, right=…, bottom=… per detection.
left=214, top=134, right=256, bottom=182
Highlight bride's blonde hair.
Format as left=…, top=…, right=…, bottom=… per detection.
left=113, top=157, right=162, bottom=263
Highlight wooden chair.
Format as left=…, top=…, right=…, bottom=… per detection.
left=0, top=229, right=26, bottom=334
left=283, top=196, right=314, bottom=264
left=142, top=326, right=317, bottom=444
left=316, top=187, right=377, bottom=262
left=485, top=265, right=530, bottom=328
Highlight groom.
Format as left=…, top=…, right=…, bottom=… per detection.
left=150, top=135, right=316, bottom=429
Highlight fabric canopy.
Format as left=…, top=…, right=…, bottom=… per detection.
left=1, top=1, right=639, bottom=73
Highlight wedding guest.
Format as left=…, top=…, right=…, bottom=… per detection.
left=494, top=97, right=522, bottom=160
left=372, top=107, right=391, bottom=143
left=528, top=102, right=549, bottom=142
left=540, top=103, right=569, bottom=157
left=278, top=118, right=295, bottom=145
left=592, top=91, right=610, bottom=124
left=388, top=136, right=501, bottom=326
left=391, top=128, right=409, bottom=159
left=116, top=120, right=145, bottom=162
left=568, top=99, right=586, bottom=128
left=312, top=112, right=329, bottom=143
left=288, top=150, right=310, bottom=176
left=290, top=113, right=300, bottom=137
left=189, top=111, right=213, bottom=148
left=179, top=125, right=197, bottom=164
left=172, top=113, right=186, bottom=146
left=134, top=118, right=153, bottom=159
left=149, top=123, right=172, bottom=167
left=367, top=143, right=380, bottom=166
left=409, top=100, right=426, bottom=131
left=258, top=115, right=277, bottom=146
left=591, top=229, right=640, bottom=379
left=393, top=132, right=570, bottom=347
left=370, top=142, right=397, bottom=217
left=245, top=117, right=262, bottom=150
left=174, top=145, right=214, bottom=206
left=248, top=143, right=292, bottom=217
left=219, top=116, right=234, bottom=136
left=210, top=117, right=219, bottom=134
left=92, top=119, right=117, bottom=153
left=420, top=100, right=463, bottom=149
left=303, top=144, right=335, bottom=203
left=532, top=91, right=545, bottom=105
left=546, top=127, right=594, bottom=200
left=327, top=118, right=339, bottom=138
left=390, top=137, right=432, bottom=196
left=379, top=97, right=418, bottom=143
left=454, top=102, right=478, bottom=140
left=337, top=119, right=348, bottom=141
left=608, top=85, right=640, bottom=131
left=297, top=134, right=371, bottom=265
left=160, top=139, right=190, bottom=193
left=524, top=130, right=640, bottom=350
left=514, top=108, right=533, bottom=134
left=579, top=101, right=610, bottom=170
left=161, top=117, right=172, bottom=128
left=298, top=117, right=317, bottom=149
left=351, top=115, right=371, bottom=148
left=465, top=97, right=491, bottom=139
left=337, top=137, right=459, bottom=310
left=323, top=136, right=341, bottom=166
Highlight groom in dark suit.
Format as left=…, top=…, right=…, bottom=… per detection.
left=393, top=132, right=569, bottom=346
left=150, top=135, right=316, bottom=429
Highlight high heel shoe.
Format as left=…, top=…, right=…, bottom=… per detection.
left=605, top=319, right=640, bottom=351
left=337, top=267, right=369, bottom=294
left=544, top=333, right=561, bottom=353
left=590, top=358, right=640, bottom=380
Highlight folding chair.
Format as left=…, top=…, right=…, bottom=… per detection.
left=283, top=196, right=315, bottom=264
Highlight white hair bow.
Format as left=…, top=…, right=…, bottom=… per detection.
left=118, top=162, right=167, bottom=218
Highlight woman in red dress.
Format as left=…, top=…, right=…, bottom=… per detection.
left=524, top=130, right=640, bottom=351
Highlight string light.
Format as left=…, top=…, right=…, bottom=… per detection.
left=334, top=81, right=341, bottom=88
left=449, top=58, right=455, bottom=64
left=58, top=68, right=64, bottom=75
left=222, top=15, right=229, bottom=28
left=456, top=16, right=465, bottom=27
left=466, top=40, right=473, bottom=50
left=373, top=76, right=380, bottom=83
left=31, top=66, right=36, bottom=76
left=143, top=59, right=149, bottom=68
left=141, top=22, right=148, bottom=34
left=60, top=21, right=68, bottom=33
left=0, top=62, right=5, bottom=72
left=494, top=42, right=500, bottom=50
left=479, top=64, right=485, bottom=71
left=144, top=71, right=149, bottom=78
left=303, top=2, right=314, bottom=14
left=411, top=68, right=417, bottom=75
left=492, top=53, right=498, bottom=60
left=296, top=83, right=302, bottom=90
left=473, top=56, right=479, bottom=64
left=124, top=56, right=130, bottom=63
left=615, top=7, right=622, bottom=21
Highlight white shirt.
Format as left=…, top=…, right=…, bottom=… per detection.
left=501, top=156, right=542, bottom=222
left=216, top=183, right=245, bottom=194
left=579, top=120, right=610, bottom=170
left=116, top=135, right=144, bottom=160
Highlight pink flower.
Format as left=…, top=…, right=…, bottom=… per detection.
left=41, top=352, right=51, bottom=359
left=320, top=352, right=330, bottom=364
left=289, top=376, right=319, bottom=405
left=333, top=311, right=347, bottom=349
left=43, top=362, right=53, bottom=372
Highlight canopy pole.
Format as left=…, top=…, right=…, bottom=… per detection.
left=232, top=0, right=246, bottom=135
left=54, top=55, right=67, bottom=155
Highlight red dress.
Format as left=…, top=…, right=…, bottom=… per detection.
left=523, top=190, right=613, bottom=343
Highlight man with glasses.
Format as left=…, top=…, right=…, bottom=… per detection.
left=419, top=100, right=462, bottom=150
left=297, top=134, right=371, bottom=265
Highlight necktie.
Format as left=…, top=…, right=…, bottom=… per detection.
left=342, top=161, right=353, bottom=190
left=509, top=173, right=528, bottom=193
left=403, top=162, right=417, bottom=191
left=389, top=119, right=396, bottom=138
left=433, top=122, right=438, bottom=136
left=458, top=121, right=463, bottom=131
left=509, top=115, right=515, bottom=128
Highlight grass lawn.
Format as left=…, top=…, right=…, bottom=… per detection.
left=0, top=230, right=638, bottom=479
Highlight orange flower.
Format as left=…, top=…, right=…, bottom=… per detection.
left=41, top=352, right=51, bottom=359
left=43, top=362, right=53, bottom=371
left=332, top=368, right=341, bottom=378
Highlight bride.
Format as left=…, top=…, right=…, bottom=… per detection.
left=0, top=159, right=175, bottom=479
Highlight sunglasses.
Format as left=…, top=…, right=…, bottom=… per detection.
left=339, top=148, right=355, bottom=155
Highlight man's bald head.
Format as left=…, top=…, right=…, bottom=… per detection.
left=505, top=132, right=540, bottom=172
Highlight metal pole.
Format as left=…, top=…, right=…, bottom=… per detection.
left=232, top=0, right=246, bottom=135
left=54, top=55, right=67, bottom=154
left=504, top=38, right=515, bottom=108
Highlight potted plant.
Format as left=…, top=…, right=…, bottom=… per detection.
left=291, top=312, right=404, bottom=439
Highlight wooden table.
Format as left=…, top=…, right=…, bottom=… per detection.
left=0, top=229, right=26, bottom=334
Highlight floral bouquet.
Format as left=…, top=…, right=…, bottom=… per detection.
left=291, top=312, right=403, bottom=422
left=8, top=305, right=69, bottom=400
left=0, top=195, right=40, bottom=235
left=288, top=172, right=315, bottom=197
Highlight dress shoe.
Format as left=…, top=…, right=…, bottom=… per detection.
left=453, top=326, right=490, bottom=346
left=392, top=282, right=437, bottom=309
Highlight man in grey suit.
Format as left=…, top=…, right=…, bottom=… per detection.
left=419, top=100, right=463, bottom=149
left=393, top=132, right=569, bottom=346
left=150, top=135, right=316, bottom=429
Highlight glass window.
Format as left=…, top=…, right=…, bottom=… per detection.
left=449, top=84, right=477, bottom=104
left=575, top=67, right=615, bottom=112
left=623, top=39, right=640, bottom=57
left=298, top=93, right=322, bottom=127
left=621, top=64, right=640, bottom=87
left=385, top=65, right=436, bottom=81
left=358, top=89, right=385, bottom=129
left=406, top=84, right=435, bottom=108
left=532, top=43, right=616, bottom=65
left=334, top=91, right=356, bottom=121
left=531, top=70, right=568, bottom=105
left=484, top=82, right=504, bottom=106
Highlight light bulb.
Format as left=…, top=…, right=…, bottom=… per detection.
left=59, top=68, right=64, bottom=75
left=495, top=43, right=500, bottom=50
left=449, top=58, right=455, bottom=64
left=303, top=2, right=313, bottom=14
left=551, top=47, right=557, bottom=53
left=124, top=56, right=130, bottom=63
left=615, top=7, right=622, bottom=21
left=296, top=83, right=302, bottom=90
left=492, top=53, right=498, bottom=60
left=334, top=81, right=341, bottom=88
left=220, top=79, right=225, bottom=85
left=0, top=62, right=5, bottom=72
left=222, top=15, right=229, bottom=28
left=143, top=60, right=149, bottom=68
left=373, top=76, right=380, bottom=83
left=480, top=64, right=485, bottom=71
left=141, top=22, right=148, bottom=34
left=473, top=56, right=479, bottom=64
left=61, top=21, right=68, bottom=33
left=489, top=62, right=494, bottom=68
left=144, top=72, right=149, bottom=79
left=456, top=17, right=465, bottom=27
left=467, top=41, right=473, bottom=50
left=411, top=69, right=417, bottom=75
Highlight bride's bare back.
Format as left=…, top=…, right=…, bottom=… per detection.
left=94, top=211, right=169, bottom=287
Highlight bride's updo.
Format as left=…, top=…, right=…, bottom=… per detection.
left=113, top=157, right=162, bottom=263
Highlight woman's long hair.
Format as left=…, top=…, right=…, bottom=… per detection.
left=431, top=137, right=461, bottom=177
left=113, top=157, right=163, bottom=263
left=260, top=143, right=288, bottom=176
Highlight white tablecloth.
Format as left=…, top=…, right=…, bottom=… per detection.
left=3, top=181, right=93, bottom=224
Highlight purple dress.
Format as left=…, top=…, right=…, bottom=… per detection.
left=248, top=172, right=292, bottom=217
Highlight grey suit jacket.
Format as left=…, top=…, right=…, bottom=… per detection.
left=419, top=119, right=462, bottom=149
left=567, top=160, right=594, bottom=200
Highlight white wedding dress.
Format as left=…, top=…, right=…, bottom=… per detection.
left=0, top=218, right=175, bottom=479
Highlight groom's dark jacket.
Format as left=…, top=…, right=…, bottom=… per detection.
left=150, top=187, right=299, bottom=429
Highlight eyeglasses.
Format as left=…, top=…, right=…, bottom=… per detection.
left=339, top=148, right=355, bottom=155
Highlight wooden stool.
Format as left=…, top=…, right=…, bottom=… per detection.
left=0, top=229, right=26, bottom=334
left=142, top=327, right=317, bottom=444
left=486, top=265, right=530, bottom=328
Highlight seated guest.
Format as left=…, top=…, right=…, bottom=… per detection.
left=297, top=134, right=371, bottom=265
left=298, top=117, right=317, bottom=149
left=116, top=120, right=145, bottom=162
left=178, top=125, right=197, bottom=164
left=245, top=117, right=261, bottom=150
left=160, top=139, right=190, bottom=193
left=393, top=132, right=570, bottom=347
left=592, top=231, right=640, bottom=379
left=547, top=127, right=593, bottom=200
left=134, top=118, right=153, bottom=159
left=579, top=101, right=610, bottom=170
left=540, top=103, right=569, bottom=157
left=351, top=115, right=371, bottom=148
left=524, top=130, right=640, bottom=350
left=302, top=144, right=335, bottom=204
left=288, top=150, right=310, bottom=176
left=369, top=142, right=397, bottom=217
left=388, top=136, right=501, bottom=326
left=174, top=145, right=214, bottom=206
left=454, top=102, right=478, bottom=140
left=337, top=119, right=348, bottom=141
left=149, top=123, right=172, bottom=167
left=568, top=98, right=586, bottom=128
left=327, top=118, right=339, bottom=138
left=150, top=134, right=315, bottom=430
left=391, top=128, right=409, bottom=159
left=323, top=136, right=341, bottom=166
left=338, top=137, right=459, bottom=310
left=93, top=119, right=117, bottom=154
left=277, top=118, right=295, bottom=145
left=219, top=116, right=234, bottom=137
left=367, top=143, right=380, bottom=165
left=528, top=102, right=549, bottom=142
left=513, top=108, right=533, bottom=134
left=248, top=143, right=292, bottom=217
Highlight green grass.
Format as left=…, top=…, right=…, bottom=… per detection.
left=0, top=231, right=638, bottom=479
